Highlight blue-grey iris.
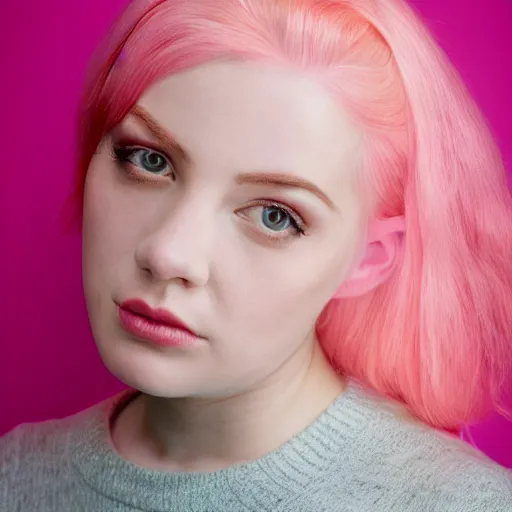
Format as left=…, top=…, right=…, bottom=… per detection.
left=141, top=150, right=167, bottom=174
left=262, top=207, right=290, bottom=231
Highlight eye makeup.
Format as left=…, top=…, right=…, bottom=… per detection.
left=107, top=124, right=315, bottom=245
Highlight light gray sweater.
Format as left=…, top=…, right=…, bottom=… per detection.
left=1, top=380, right=511, bottom=511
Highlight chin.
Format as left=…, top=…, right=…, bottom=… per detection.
left=93, top=333, right=214, bottom=398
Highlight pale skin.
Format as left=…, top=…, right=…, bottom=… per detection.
left=82, top=60, right=403, bottom=472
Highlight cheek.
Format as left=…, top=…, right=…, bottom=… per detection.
left=218, top=243, right=350, bottom=334
left=82, top=161, right=139, bottom=279
left=83, top=169, right=113, bottom=266
left=211, top=260, right=340, bottom=374
left=224, top=215, right=362, bottom=339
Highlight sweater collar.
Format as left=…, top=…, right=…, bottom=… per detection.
left=71, top=380, right=369, bottom=511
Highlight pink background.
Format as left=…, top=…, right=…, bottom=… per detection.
left=1, top=0, right=511, bottom=468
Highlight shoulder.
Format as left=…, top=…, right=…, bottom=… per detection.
left=1, top=400, right=104, bottom=460
left=427, top=455, right=512, bottom=511
left=1, top=413, right=78, bottom=453
left=384, top=418, right=511, bottom=509
left=0, top=412, right=87, bottom=474
left=361, top=389, right=512, bottom=510
left=0, top=390, right=128, bottom=467
left=0, top=398, right=112, bottom=505
left=308, top=427, right=510, bottom=512
left=0, top=418, right=74, bottom=506
left=287, top=384, right=512, bottom=511
left=1, top=418, right=70, bottom=471
left=283, top=460, right=511, bottom=512
left=390, top=428, right=512, bottom=511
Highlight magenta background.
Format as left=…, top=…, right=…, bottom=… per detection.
left=1, top=0, right=511, bottom=467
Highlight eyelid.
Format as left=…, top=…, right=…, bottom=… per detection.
left=119, top=133, right=176, bottom=159
left=111, top=144, right=176, bottom=182
left=122, top=145, right=172, bottom=165
left=246, top=199, right=306, bottom=228
left=112, top=135, right=176, bottom=163
left=236, top=199, right=308, bottom=241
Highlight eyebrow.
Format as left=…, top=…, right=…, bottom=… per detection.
left=131, top=105, right=190, bottom=162
left=236, top=172, right=336, bottom=210
left=130, top=105, right=335, bottom=210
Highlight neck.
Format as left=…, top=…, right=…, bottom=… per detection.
left=112, top=340, right=346, bottom=472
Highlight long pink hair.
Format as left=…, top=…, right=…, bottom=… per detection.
left=73, top=0, right=512, bottom=430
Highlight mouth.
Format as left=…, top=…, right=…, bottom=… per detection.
left=117, top=298, right=201, bottom=347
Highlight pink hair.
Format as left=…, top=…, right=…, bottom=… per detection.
left=74, top=0, right=512, bottom=430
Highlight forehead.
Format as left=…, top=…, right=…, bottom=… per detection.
left=138, top=60, right=362, bottom=198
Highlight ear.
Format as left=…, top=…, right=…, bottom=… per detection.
left=333, top=216, right=405, bottom=299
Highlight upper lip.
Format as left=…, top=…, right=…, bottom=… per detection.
left=119, top=298, right=198, bottom=336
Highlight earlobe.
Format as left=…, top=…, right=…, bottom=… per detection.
left=333, top=216, right=405, bottom=299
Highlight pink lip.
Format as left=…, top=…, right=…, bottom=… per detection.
left=118, top=298, right=201, bottom=347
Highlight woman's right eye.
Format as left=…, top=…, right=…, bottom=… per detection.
left=112, top=146, right=175, bottom=178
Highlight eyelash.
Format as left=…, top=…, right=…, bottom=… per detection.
left=238, top=200, right=306, bottom=240
left=110, top=143, right=307, bottom=242
left=111, top=144, right=176, bottom=180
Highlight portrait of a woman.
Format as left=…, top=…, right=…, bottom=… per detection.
left=1, top=0, right=511, bottom=510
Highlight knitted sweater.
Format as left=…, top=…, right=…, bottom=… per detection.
left=1, top=380, right=511, bottom=511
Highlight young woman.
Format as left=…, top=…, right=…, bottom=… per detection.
left=1, top=0, right=511, bottom=510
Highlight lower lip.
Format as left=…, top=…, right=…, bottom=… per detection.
left=118, top=307, right=201, bottom=347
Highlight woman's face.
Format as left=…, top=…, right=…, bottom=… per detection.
left=83, top=60, right=364, bottom=398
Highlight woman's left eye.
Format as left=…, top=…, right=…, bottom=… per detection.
left=242, top=204, right=306, bottom=239
left=113, top=146, right=174, bottom=177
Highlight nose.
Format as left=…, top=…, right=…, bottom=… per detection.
left=134, top=200, right=213, bottom=287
